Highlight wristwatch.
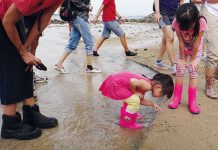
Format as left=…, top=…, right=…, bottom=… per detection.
left=118, top=16, right=122, bottom=19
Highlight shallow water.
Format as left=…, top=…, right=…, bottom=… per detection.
left=0, top=26, right=161, bottom=150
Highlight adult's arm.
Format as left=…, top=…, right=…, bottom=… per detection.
left=95, top=4, right=104, bottom=18
left=91, top=4, right=104, bottom=24
left=180, top=0, right=185, bottom=4
left=116, top=11, right=125, bottom=23
left=24, top=2, right=61, bottom=50
left=207, top=0, right=218, bottom=3
left=2, top=4, right=40, bottom=65
left=154, top=0, right=162, bottom=23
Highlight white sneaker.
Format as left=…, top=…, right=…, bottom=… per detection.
left=154, top=61, right=170, bottom=69
left=170, top=64, right=176, bottom=74
left=54, top=65, right=67, bottom=74
left=34, top=74, right=48, bottom=83
left=86, top=68, right=102, bottom=73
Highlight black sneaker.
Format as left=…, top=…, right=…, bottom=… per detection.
left=1, top=112, right=42, bottom=140
left=93, top=51, right=100, bottom=56
left=125, top=50, right=137, bottom=56
left=33, top=95, right=38, bottom=101
left=23, top=104, right=58, bottom=129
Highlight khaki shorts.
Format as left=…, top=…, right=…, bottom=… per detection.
left=202, top=7, right=218, bottom=68
left=124, top=94, right=140, bottom=113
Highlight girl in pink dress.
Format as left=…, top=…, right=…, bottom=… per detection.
left=99, top=72, right=174, bottom=129
left=169, top=3, right=208, bottom=114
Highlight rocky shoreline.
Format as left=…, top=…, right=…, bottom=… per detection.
left=51, top=13, right=155, bottom=24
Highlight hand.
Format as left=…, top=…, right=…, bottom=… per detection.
left=91, top=16, right=98, bottom=24
left=177, top=59, right=187, bottom=69
left=153, top=102, right=162, bottom=112
left=89, top=5, right=93, bottom=12
left=118, top=16, right=125, bottom=24
left=154, top=12, right=162, bottom=23
left=20, top=46, right=41, bottom=68
left=189, top=59, right=199, bottom=72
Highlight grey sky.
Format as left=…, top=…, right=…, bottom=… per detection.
left=91, top=0, right=153, bottom=16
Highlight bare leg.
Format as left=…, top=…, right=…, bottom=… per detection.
left=162, top=26, right=175, bottom=65
left=189, top=78, right=198, bottom=88
left=23, top=97, right=35, bottom=106
left=157, top=34, right=167, bottom=61
left=175, top=76, right=184, bottom=85
left=205, top=66, right=218, bottom=99
left=55, top=51, right=70, bottom=67
left=2, top=104, right=17, bottom=116
left=215, top=65, right=218, bottom=79
left=94, top=37, right=107, bottom=52
left=120, top=34, right=129, bottom=52
left=87, top=55, right=92, bottom=66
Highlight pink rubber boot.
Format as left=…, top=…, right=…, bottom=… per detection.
left=121, top=103, right=144, bottom=120
left=168, top=84, right=183, bottom=109
left=188, top=86, right=200, bottom=114
left=119, top=108, right=143, bottom=129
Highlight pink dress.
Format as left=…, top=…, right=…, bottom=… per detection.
left=99, top=72, right=151, bottom=100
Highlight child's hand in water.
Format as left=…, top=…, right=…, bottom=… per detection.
left=152, top=102, right=162, bottom=112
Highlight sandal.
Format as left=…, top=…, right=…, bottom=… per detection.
left=205, top=75, right=218, bottom=99
left=54, top=65, right=66, bottom=74
left=205, top=88, right=218, bottom=99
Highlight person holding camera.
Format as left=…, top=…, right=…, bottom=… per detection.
left=0, top=0, right=62, bottom=140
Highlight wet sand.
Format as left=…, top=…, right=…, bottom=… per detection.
left=0, top=22, right=218, bottom=150
left=1, top=23, right=160, bottom=150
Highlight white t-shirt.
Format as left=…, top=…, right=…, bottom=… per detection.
left=205, top=1, right=218, bottom=16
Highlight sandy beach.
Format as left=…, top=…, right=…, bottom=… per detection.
left=87, top=21, right=218, bottom=149
left=0, top=20, right=218, bottom=150
left=116, top=22, right=218, bottom=149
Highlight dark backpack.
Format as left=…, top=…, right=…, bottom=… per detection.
left=59, top=0, right=77, bottom=22
left=153, top=1, right=155, bottom=12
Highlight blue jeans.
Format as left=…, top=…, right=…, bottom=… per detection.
left=102, top=20, right=124, bottom=39
left=65, top=16, right=94, bottom=55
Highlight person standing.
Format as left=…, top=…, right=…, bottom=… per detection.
left=91, top=0, right=137, bottom=57
left=55, top=0, right=101, bottom=73
left=154, top=0, right=184, bottom=74
left=169, top=3, right=208, bottom=114
left=202, top=0, right=218, bottom=99
left=0, top=0, right=62, bottom=140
